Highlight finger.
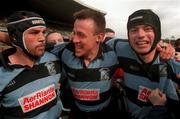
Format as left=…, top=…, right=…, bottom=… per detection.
left=158, top=90, right=163, bottom=97
left=156, top=44, right=163, bottom=52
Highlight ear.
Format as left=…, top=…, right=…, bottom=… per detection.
left=96, top=32, right=105, bottom=42
left=10, top=35, right=16, bottom=41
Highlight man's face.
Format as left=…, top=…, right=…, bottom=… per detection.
left=46, top=32, right=64, bottom=44
left=23, top=27, right=46, bottom=57
left=105, top=32, right=115, bottom=38
left=128, top=25, right=155, bottom=54
left=71, top=19, right=102, bottom=58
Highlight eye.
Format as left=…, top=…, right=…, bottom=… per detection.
left=32, top=31, right=39, bottom=34
left=72, top=31, right=86, bottom=38
left=28, top=30, right=39, bottom=35
left=129, top=27, right=138, bottom=33
left=43, top=30, right=47, bottom=35
left=144, top=26, right=153, bottom=32
left=77, top=32, right=85, bottom=38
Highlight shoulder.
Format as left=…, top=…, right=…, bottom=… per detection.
left=106, top=38, right=128, bottom=46
left=0, top=67, right=24, bottom=91
left=106, top=38, right=129, bottom=51
left=60, top=43, right=74, bottom=60
left=0, top=46, right=16, bottom=68
left=50, top=42, right=69, bottom=56
left=167, top=59, right=180, bottom=74
left=40, top=51, right=60, bottom=63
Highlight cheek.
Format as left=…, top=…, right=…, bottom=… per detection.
left=88, top=41, right=97, bottom=48
left=149, top=36, right=155, bottom=45
left=128, top=37, right=135, bottom=45
left=25, top=40, right=35, bottom=50
left=129, top=33, right=135, bottom=40
left=148, top=32, right=155, bottom=40
left=24, top=36, right=33, bottom=46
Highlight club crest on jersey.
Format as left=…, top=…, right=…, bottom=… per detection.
left=99, top=68, right=110, bottom=80
left=45, top=61, right=56, bottom=75
left=159, top=66, right=168, bottom=77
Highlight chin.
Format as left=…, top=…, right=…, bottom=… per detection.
left=37, top=52, right=44, bottom=57
left=136, top=50, right=151, bottom=55
left=75, top=52, right=83, bottom=58
left=75, top=54, right=81, bottom=57
left=135, top=48, right=149, bottom=53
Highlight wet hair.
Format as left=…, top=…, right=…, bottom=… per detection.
left=105, top=28, right=115, bottom=33
left=73, top=9, right=105, bottom=34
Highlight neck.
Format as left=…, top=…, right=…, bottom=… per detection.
left=8, top=47, right=35, bottom=67
left=83, top=44, right=100, bottom=67
left=139, top=49, right=156, bottom=63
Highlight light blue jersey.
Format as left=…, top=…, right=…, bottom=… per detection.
left=61, top=43, right=119, bottom=112
left=107, top=39, right=180, bottom=119
left=0, top=52, right=62, bottom=119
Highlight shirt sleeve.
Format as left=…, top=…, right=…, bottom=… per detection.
left=146, top=105, right=173, bottom=119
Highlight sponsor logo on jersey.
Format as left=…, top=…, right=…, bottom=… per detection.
left=138, top=86, right=152, bottom=102
left=45, top=61, right=56, bottom=75
left=72, top=87, right=100, bottom=101
left=7, top=80, right=16, bottom=88
left=99, top=68, right=110, bottom=80
left=18, top=84, right=56, bottom=113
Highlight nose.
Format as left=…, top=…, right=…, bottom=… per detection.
left=71, top=34, right=80, bottom=43
left=137, top=28, right=146, bottom=38
left=38, top=32, right=46, bottom=42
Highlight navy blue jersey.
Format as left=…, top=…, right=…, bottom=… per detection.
left=0, top=52, right=62, bottom=119
left=107, top=39, right=180, bottom=119
left=61, top=43, right=119, bottom=112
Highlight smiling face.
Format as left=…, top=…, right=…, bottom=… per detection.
left=128, top=24, right=155, bottom=55
left=23, top=27, right=46, bottom=57
left=71, top=18, right=103, bottom=58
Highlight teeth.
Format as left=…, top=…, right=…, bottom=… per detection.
left=75, top=45, right=82, bottom=49
left=136, top=41, right=148, bottom=45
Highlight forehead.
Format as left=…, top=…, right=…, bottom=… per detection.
left=48, top=32, right=61, bottom=37
left=74, top=19, right=95, bottom=30
left=26, top=26, right=46, bottom=32
left=74, top=19, right=97, bottom=36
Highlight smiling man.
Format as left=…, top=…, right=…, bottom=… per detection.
left=60, top=9, right=121, bottom=119
left=107, top=9, right=180, bottom=119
